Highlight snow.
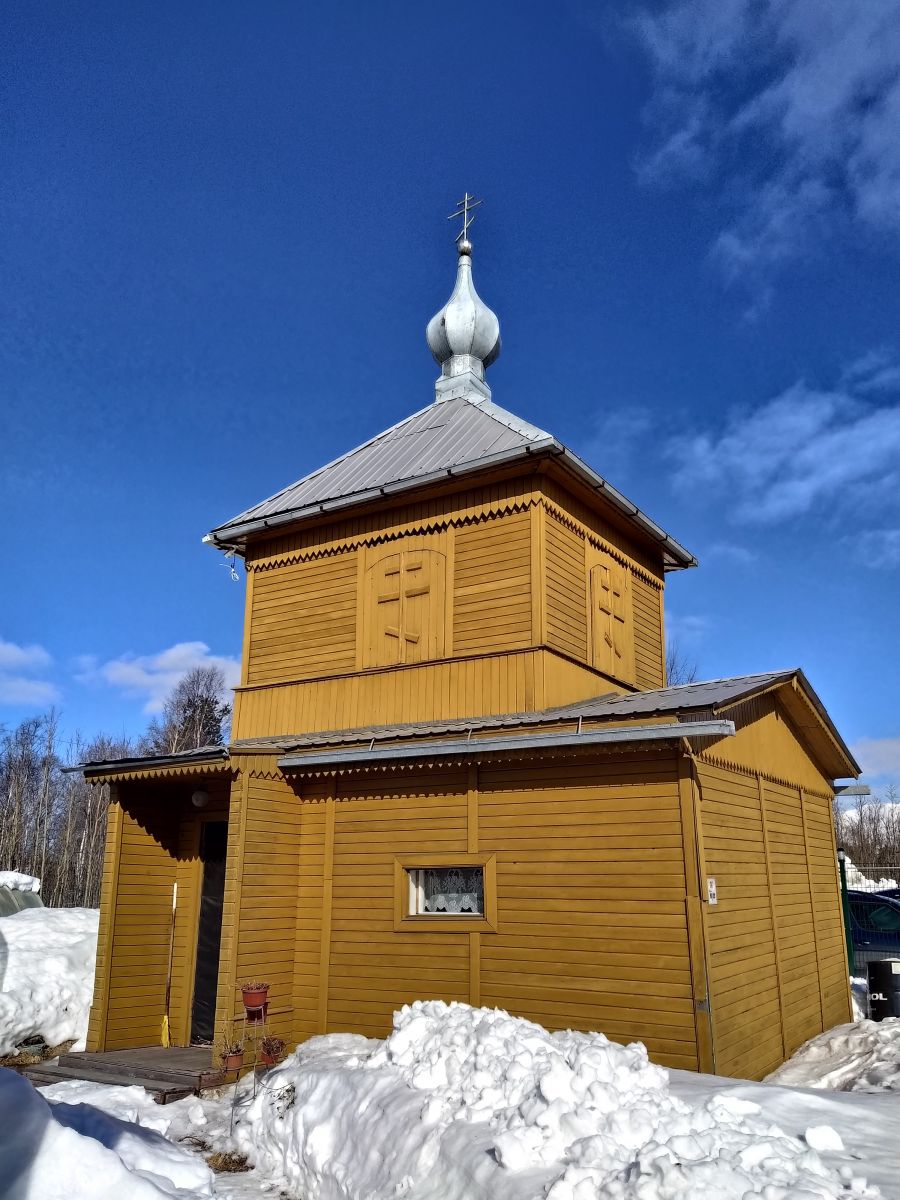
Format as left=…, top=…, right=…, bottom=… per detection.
left=0, top=871, right=41, bottom=892
left=845, top=859, right=898, bottom=890
left=766, top=1019, right=900, bottom=1093
left=3, top=999, right=897, bottom=1199
left=0, top=906, right=99, bottom=1054
left=0, top=1067, right=213, bottom=1199
left=223, top=1000, right=886, bottom=1198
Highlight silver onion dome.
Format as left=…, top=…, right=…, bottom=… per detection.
left=426, top=240, right=501, bottom=402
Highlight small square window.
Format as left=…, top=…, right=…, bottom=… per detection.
left=407, top=866, right=484, bottom=916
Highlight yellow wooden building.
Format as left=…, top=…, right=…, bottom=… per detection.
left=81, top=233, right=857, bottom=1081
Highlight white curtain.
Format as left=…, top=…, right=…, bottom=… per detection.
left=422, top=867, right=483, bottom=914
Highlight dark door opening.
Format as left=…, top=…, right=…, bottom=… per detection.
left=190, top=820, right=228, bottom=1045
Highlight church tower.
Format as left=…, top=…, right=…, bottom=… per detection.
left=206, top=207, right=695, bottom=741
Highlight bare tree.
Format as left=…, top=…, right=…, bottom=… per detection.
left=141, top=666, right=231, bottom=756
left=665, top=640, right=698, bottom=687
left=834, top=785, right=900, bottom=870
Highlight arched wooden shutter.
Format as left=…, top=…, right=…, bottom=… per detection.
left=366, top=549, right=446, bottom=666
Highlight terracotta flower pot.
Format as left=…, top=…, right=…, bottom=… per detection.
left=261, top=1051, right=277, bottom=1066
left=241, top=985, right=269, bottom=1011
left=223, top=1052, right=244, bottom=1072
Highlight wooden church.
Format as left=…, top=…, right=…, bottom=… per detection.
left=80, top=218, right=857, bottom=1081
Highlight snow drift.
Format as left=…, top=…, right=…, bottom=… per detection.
left=233, top=1000, right=880, bottom=1199
left=0, top=1067, right=213, bottom=1199
left=767, top=1018, right=900, bottom=1093
left=0, top=871, right=41, bottom=893
left=0, top=906, right=99, bottom=1054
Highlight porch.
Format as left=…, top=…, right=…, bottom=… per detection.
left=21, top=1045, right=226, bottom=1104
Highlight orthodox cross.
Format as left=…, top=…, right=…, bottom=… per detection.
left=448, top=192, right=483, bottom=245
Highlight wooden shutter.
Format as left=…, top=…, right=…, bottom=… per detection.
left=590, top=558, right=635, bottom=680
left=367, top=549, right=446, bottom=666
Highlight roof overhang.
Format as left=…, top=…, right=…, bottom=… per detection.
left=75, top=747, right=231, bottom=784
left=205, top=441, right=697, bottom=571
left=277, top=719, right=734, bottom=773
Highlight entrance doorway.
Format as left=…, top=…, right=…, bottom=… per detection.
left=190, top=820, right=228, bottom=1044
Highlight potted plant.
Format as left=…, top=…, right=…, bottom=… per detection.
left=260, top=1035, right=286, bottom=1066
left=221, top=1041, right=244, bottom=1072
left=240, top=980, right=270, bottom=1012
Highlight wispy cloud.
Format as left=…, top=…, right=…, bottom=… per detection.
left=666, top=359, right=900, bottom=525
left=0, top=636, right=59, bottom=707
left=704, top=541, right=757, bottom=565
left=853, top=736, right=900, bottom=785
left=634, top=1, right=900, bottom=290
left=666, top=612, right=710, bottom=644
left=852, top=530, right=900, bottom=570
left=76, top=641, right=241, bottom=714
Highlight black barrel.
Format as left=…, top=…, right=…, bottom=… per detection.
left=867, top=959, right=900, bottom=1020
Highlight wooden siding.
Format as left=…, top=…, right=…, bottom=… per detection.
left=544, top=513, right=587, bottom=661
left=287, top=755, right=700, bottom=1072
left=478, top=757, right=699, bottom=1071
left=246, top=553, right=358, bottom=685
left=86, top=793, right=123, bottom=1051
left=232, top=475, right=670, bottom=741
left=704, top=693, right=834, bottom=794
left=101, top=789, right=180, bottom=1050
left=222, top=768, right=304, bottom=1048
left=633, top=575, right=664, bottom=689
left=696, top=759, right=850, bottom=1079
left=453, top=512, right=532, bottom=654
left=233, top=647, right=618, bottom=740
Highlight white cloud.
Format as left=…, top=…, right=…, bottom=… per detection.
left=704, top=541, right=757, bottom=565
left=853, top=736, right=900, bottom=784
left=635, top=0, right=900, bottom=286
left=0, top=637, right=52, bottom=672
left=666, top=612, right=710, bottom=644
left=852, top=529, right=900, bottom=570
left=666, top=371, right=900, bottom=524
left=0, top=636, right=59, bottom=707
left=77, top=641, right=241, bottom=714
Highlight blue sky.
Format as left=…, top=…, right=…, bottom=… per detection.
left=2, top=0, right=899, bottom=786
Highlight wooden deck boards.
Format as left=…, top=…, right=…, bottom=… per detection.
left=21, top=1045, right=226, bottom=1103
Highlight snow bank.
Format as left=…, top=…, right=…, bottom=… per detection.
left=0, top=1067, right=213, bottom=1199
left=0, top=871, right=41, bottom=892
left=232, top=1000, right=880, bottom=1199
left=766, top=1018, right=900, bottom=1093
left=0, top=906, right=99, bottom=1053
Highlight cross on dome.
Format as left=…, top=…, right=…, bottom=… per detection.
left=426, top=195, right=501, bottom=403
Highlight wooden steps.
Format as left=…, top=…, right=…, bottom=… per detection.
left=19, top=1045, right=226, bottom=1104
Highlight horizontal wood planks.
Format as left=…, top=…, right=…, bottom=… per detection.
left=227, top=773, right=304, bottom=1045
left=288, top=754, right=699, bottom=1070
left=544, top=513, right=587, bottom=662
left=102, top=788, right=180, bottom=1049
left=232, top=479, right=670, bottom=740
left=247, top=553, right=358, bottom=685
left=477, top=757, right=697, bottom=1070
left=632, top=576, right=664, bottom=689
left=454, top=512, right=532, bottom=653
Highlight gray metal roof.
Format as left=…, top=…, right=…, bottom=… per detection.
left=77, top=745, right=229, bottom=778
left=277, top=720, right=737, bottom=772
left=206, top=395, right=697, bottom=570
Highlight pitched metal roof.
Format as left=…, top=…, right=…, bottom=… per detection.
left=206, top=395, right=697, bottom=570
